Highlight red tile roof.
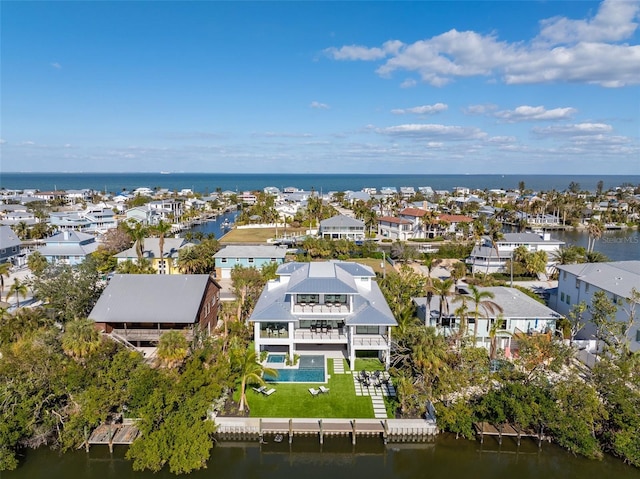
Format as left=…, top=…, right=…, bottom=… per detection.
left=378, top=216, right=413, bottom=225
left=438, top=214, right=473, bottom=223
left=399, top=207, right=427, bottom=217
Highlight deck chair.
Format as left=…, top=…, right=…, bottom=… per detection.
left=319, top=386, right=330, bottom=394
left=308, top=387, right=320, bottom=397
left=263, top=388, right=276, bottom=396
left=253, top=386, right=266, bottom=394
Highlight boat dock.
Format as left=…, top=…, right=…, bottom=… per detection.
left=474, top=421, right=547, bottom=447
left=86, top=422, right=140, bottom=452
left=214, top=417, right=438, bottom=444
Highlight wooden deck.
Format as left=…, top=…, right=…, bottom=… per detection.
left=87, top=423, right=140, bottom=452
left=214, top=417, right=437, bottom=444
left=474, top=421, right=546, bottom=447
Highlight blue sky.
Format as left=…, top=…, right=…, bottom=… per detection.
left=1, top=0, right=639, bottom=174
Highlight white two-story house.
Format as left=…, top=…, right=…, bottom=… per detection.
left=249, top=261, right=397, bottom=370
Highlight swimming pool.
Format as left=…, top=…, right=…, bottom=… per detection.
left=264, top=355, right=325, bottom=383
left=266, top=353, right=286, bottom=364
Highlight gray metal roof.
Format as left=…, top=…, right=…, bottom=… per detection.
left=0, top=226, right=21, bottom=249
left=214, top=244, right=288, bottom=259
left=320, top=214, right=364, bottom=228
left=250, top=261, right=396, bottom=326
left=499, top=233, right=564, bottom=244
left=89, top=274, right=213, bottom=324
left=557, top=261, right=640, bottom=298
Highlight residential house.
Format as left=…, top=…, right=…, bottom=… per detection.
left=554, top=261, right=640, bottom=353
left=399, top=186, right=415, bottom=198
left=377, top=216, right=413, bottom=241
left=37, top=230, right=98, bottom=265
left=213, top=244, right=288, bottom=279
left=319, top=214, right=365, bottom=241
left=398, top=207, right=428, bottom=238
left=89, top=274, right=221, bottom=351
left=0, top=225, right=23, bottom=266
left=115, top=237, right=194, bottom=274
left=467, top=232, right=564, bottom=275
left=436, top=214, right=474, bottom=238
left=414, top=285, right=561, bottom=355
left=250, top=261, right=397, bottom=370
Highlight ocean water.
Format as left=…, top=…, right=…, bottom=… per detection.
left=2, top=172, right=639, bottom=194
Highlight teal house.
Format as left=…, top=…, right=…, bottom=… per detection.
left=214, top=244, right=288, bottom=279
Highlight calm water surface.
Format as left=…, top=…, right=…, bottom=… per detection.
left=5, top=435, right=639, bottom=479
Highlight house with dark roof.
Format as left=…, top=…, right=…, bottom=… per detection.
left=213, top=244, right=288, bottom=279
left=0, top=225, right=22, bottom=266
left=249, top=261, right=397, bottom=369
left=319, top=214, right=365, bottom=241
left=89, top=274, right=221, bottom=350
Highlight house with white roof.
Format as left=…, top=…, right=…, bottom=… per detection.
left=37, top=230, right=99, bottom=265
left=249, top=261, right=397, bottom=370
left=213, top=244, right=288, bottom=279
left=467, top=232, right=564, bottom=275
left=554, top=261, right=640, bottom=353
left=319, top=214, right=365, bottom=241
left=414, top=286, right=561, bottom=355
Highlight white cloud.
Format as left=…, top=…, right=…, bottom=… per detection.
left=532, top=122, right=614, bottom=137
left=494, top=105, right=577, bottom=122
left=391, top=103, right=448, bottom=115
left=464, top=104, right=498, bottom=115
left=252, top=131, right=314, bottom=138
left=310, top=101, right=330, bottom=110
left=378, top=123, right=487, bottom=140
left=487, top=136, right=517, bottom=144
left=50, top=62, right=62, bottom=69
left=326, top=0, right=640, bottom=87
left=400, top=78, right=417, bottom=88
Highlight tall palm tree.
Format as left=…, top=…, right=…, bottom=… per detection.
left=62, top=318, right=102, bottom=363
left=586, top=219, right=604, bottom=253
left=0, top=262, right=10, bottom=302
left=486, top=219, right=503, bottom=276
left=7, top=278, right=28, bottom=308
left=234, top=347, right=277, bottom=412
left=156, top=330, right=190, bottom=369
left=468, top=285, right=504, bottom=345
left=489, top=315, right=510, bottom=360
left=428, top=277, right=455, bottom=325
left=124, top=220, right=148, bottom=265
left=152, top=220, right=173, bottom=274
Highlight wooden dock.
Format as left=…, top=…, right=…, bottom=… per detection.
left=474, top=421, right=546, bottom=447
left=214, top=417, right=438, bottom=444
left=87, top=423, right=140, bottom=452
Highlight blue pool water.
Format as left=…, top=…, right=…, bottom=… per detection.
left=266, top=354, right=286, bottom=364
left=265, top=355, right=325, bottom=383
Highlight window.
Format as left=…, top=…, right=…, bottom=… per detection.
left=248, top=258, right=254, bottom=263
left=636, top=330, right=640, bottom=342
left=221, top=258, right=227, bottom=263
left=576, top=279, right=580, bottom=289
left=561, top=292, right=565, bottom=302
left=585, top=283, right=590, bottom=293
left=563, top=271, right=567, bottom=280
left=566, top=295, right=571, bottom=304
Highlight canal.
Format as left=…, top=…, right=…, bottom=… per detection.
left=5, top=434, right=639, bottom=478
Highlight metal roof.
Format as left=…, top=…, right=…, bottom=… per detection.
left=557, top=261, right=640, bottom=298
left=320, top=214, right=364, bottom=228
left=89, top=274, right=213, bottom=324
left=214, top=244, right=288, bottom=259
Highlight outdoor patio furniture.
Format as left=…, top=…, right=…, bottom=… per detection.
left=253, top=386, right=267, bottom=394
left=321, top=325, right=327, bottom=333
left=319, top=386, right=330, bottom=394
left=308, top=387, right=320, bottom=397
left=263, top=388, right=276, bottom=396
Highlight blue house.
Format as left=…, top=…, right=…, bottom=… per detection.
left=213, top=245, right=288, bottom=279
left=37, top=230, right=98, bottom=266
left=0, top=225, right=23, bottom=266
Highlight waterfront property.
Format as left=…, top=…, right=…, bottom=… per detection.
left=413, top=286, right=561, bottom=354
left=249, top=261, right=397, bottom=370
left=318, top=214, right=365, bottom=241
left=115, top=237, right=194, bottom=274
left=89, top=274, right=221, bottom=351
left=467, top=232, right=564, bottom=275
left=553, top=261, right=640, bottom=353
left=213, top=244, right=288, bottom=279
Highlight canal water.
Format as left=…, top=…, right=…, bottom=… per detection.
left=552, top=228, right=639, bottom=261
left=4, top=434, right=639, bottom=478
left=184, top=210, right=239, bottom=240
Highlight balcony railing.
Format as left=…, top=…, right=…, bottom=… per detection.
left=352, top=335, right=389, bottom=348
left=293, top=303, right=349, bottom=314
left=111, top=328, right=193, bottom=342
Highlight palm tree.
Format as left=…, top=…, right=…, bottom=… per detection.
left=156, top=330, right=190, bottom=369
left=62, top=318, right=102, bottom=363
left=27, top=251, right=49, bottom=275
left=0, top=262, right=10, bottom=302
left=488, top=315, right=510, bottom=360
left=152, top=220, right=173, bottom=274
left=124, top=220, right=148, bottom=265
left=486, top=219, right=503, bottom=275
left=468, top=285, right=503, bottom=345
left=234, top=347, right=277, bottom=412
left=428, top=277, right=455, bottom=325
left=586, top=219, right=604, bottom=253
left=7, top=278, right=28, bottom=308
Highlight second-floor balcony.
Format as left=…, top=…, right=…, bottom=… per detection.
left=293, top=302, right=349, bottom=314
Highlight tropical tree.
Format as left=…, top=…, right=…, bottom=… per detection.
left=586, top=219, right=604, bottom=253
left=151, top=220, right=173, bottom=274
left=61, top=318, right=103, bottom=363
left=468, top=285, right=503, bottom=344
left=124, top=220, right=148, bottom=264
left=7, top=278, right=28, bottom=308
left=231, top=265, right=266, bottom=322
left=0, top=262, right=10, bottom=302
left=156, top=331, right=190, bottom=369
left=232, top=346, right=277, bottom=412
left=428, top=277, right=455, bottom=325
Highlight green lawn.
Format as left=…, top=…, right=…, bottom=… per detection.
left=244, top=359, right=393, bottom=418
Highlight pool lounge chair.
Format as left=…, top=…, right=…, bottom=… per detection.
left=319, top=386, right=330, bottom=394
left=308, top=387, right=320, bottom=397
left=253, top=386, right=267, bottom=394
left=263, top=388, right=276, bottom=396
